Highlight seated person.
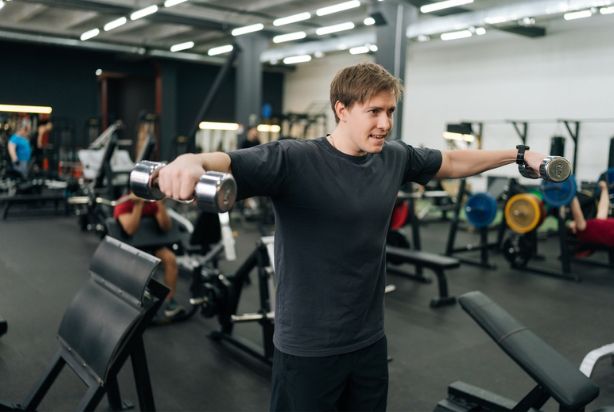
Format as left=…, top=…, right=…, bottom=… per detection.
left=569, top=181, right=614, bottom=253
left=8, top=120, right=32, bottom=178
left=114, top=193, right=185, bottom=320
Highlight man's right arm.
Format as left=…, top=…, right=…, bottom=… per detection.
left=157, top=152, right=231, bottom=200
left=8, top=142, right=17, bottom=163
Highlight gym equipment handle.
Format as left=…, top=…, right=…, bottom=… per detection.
left=130, top=160, right=237, bottom=213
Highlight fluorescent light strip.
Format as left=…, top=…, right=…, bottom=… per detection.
left=170, top=41, right=194, bottom=52
left=257, top=124, right=281, bottom=133
left=564, top=9, right=593, bottom=20
left=316, top=22, right=355, bottom=35
left=484, top=15, right=512, bottom=24
left=349, top=45, right=370, bottom=55
left=199, top=121, right=239, bottom=131
left=283, top=55, right=312, bottom=64
left=316, top=0, right=361, bottom=17
left=440, top=29, right=472, bottom=40
left=231, top=23, right=264, bottom=36
left=443, top=132, right=474, bottom=142
left=0, top=104, right=52, bottom=114
left=164, top=0, right=188, bottom=7
left=104, top=17, right=127, bottom=31
left=273, top=12, right=311, bottom=26
left=80, top=28, right=100, bottom=41
left=130, top=5, right=158, bottom=21
left=421, top=0, right=473, bottom=14
left=601, top=6, right=614, bottom=14
left=208, top=44, right=233, bottom=56
left=273, top=31, right=306, bottom=43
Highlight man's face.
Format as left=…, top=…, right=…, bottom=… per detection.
left=339, top=90, right=396, bottom=155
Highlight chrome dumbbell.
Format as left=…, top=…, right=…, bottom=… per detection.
left=516, top=145, right=572, bottom=182
left=130, top=160, right=237, bottom=213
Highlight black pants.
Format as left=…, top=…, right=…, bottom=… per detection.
left=270, top=336, right=388, bottom=412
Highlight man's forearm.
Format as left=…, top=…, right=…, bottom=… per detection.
left=437, top=149, right=517, bottom=178
left=197, top=152, right=232, bottom=173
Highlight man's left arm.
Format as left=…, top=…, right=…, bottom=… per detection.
left=435, top=148, right=545, bottom=179
left=155, top=201, right=172, bottom=232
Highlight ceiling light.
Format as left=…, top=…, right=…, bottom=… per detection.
left=95, top=69, right=102, bottom=76
left=170, top=41, right=194, bottom=52
left=600, top=6, right=614, bottom=14
left=421, top=0, right=473, bottom=14
left=0, top=1, right=5, bottom=10
left=563, top=9, right=592, bottom=20
left=208, top=44, right=233, bottom=56
left=199, top=122, right=239, bottom=131
left=164, top=0, right=188, bottom=7
left=273, top=31, right=306, bottom=43
left=130, top=5, right=158, bottom=21
left=283, top=55, right=312, bottom=64
left=273, top=12, right=311, bottom=26
left=519, top=16, right=536, bottom=26
left=416, top=34, right=430, bottom=42
left=475, top=27, right=486, bottom=35
left=103, top=17, right=127, bottom=31
left=363, top=17, right=375, bottom=25
left=316, top=22, right=355, bottom=35
left=369, top=44, right=378, bottom=52
left=231, top=23, right=264, bottom=36
left=80, top=28, right=100, bottom=41
left=349, top=45, right=369, bottom=55
left=443, top=132, right=474, bottom=142
left=0, top=104, right=52, bottom=114
left=314, top=51, right=324, bottom=58
left=257, top=124, right=281, bottom=133
left=484, top=15, right=513, bottom=24
left=316, top=1, right=361, bottom=17
left=440, top=29, right=472, bottom=41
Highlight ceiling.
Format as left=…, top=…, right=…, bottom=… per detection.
left=0, top=0, right=611, bottom=64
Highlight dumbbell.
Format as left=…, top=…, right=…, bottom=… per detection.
left=130, top=160, right=237, bottom=213
left=519, top=155, right=572, bottom=183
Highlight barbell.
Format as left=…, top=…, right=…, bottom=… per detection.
left=130, top=161, right=237, bottom=214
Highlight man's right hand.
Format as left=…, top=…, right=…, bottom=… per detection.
left=157, top=153, right=206, bottom=201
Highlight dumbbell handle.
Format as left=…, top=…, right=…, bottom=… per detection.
left=130, top=161, right=237, bottom=213
left=519, top=156, right=571, bottom=183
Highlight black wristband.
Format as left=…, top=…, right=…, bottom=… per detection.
left=516, top=144, right=529, bottom=165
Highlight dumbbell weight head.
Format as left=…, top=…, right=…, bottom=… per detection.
left=195, top=171, right=237, bottom=213
left=519, top=156, right=571, bottom=182
left=130, top=160, right=165, bottom=201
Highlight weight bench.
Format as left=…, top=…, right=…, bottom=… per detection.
left=0, top=237, right=168, bottom=411
left=386, top=246, right=459, bottom=307
left=0, top=193, right=67, bottom=220
left=435, top=291, right=603, bottom=412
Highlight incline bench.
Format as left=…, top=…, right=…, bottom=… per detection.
left=386, top=246, right=459, bottom=307
left=435, top=291, right=606, bottom=412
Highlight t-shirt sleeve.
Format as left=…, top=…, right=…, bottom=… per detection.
left=400, top=142, right=442, bottom=185
left=228, top=140, right=288, bottom=199
left=113, top=200, right=133, bottom=219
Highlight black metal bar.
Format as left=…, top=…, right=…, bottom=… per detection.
left=76, top=385, right=106, bottom=412
left=509, top=121, right=528, bottom=145
left=21, top=351, right=66, bottom=411
left=130, top=336, right=156, bottom=412
left=187, top=45, right=241, bottom=152
left=445, top=178, right=466, bottom=256
left=561, top=120, right=580, bottom=173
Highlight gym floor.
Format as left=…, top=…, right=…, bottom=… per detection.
left=0, top=214, right=612, bottom=411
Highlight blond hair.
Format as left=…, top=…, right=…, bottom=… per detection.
left=329, top=62, right=403, bottom=123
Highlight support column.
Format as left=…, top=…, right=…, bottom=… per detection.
left=370, top=1, right=416, bottom=141
left=156, top=63, right=177, bottom=161
left=235, top=33, right=268, bottom=145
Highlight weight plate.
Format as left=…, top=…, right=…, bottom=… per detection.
left=541, top=177, right=577, bottom=207
left=504, top=193, right=544, bottom=234
left=465, top=192, right=498, bottom=228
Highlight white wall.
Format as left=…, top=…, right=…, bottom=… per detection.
left=283, top=17, right=614, bottom=181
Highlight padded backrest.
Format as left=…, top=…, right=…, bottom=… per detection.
left=459, top=291, right=599, bottom=410
left=57, top=237, right=160, bottom=381
left=105, top=216, right=182, bottom=251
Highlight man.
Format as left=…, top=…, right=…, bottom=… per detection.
left=155, top=62, right=547, bottom=411
left=569, top=180, right=614, bottom=253
left=8, top=120, right=32, bottom=178
left=114, top=193, right=185, bottom=321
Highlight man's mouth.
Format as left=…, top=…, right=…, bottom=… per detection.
left=369, top=134, right=386, bottom=140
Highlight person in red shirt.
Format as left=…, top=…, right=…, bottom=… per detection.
left=569, top=181, right=614, bottom=252
left=114, top=193, right=184, bottom=320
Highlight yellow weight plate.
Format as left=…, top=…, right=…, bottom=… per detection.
left=504, top=193, right=544, bottom=234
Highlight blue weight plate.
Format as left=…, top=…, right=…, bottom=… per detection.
left=541, top=176, right=577, bottom=207
left=465, top=192, right=498, bottom=228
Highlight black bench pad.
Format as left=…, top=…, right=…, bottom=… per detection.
left=386, top=247, right=460, bottom=269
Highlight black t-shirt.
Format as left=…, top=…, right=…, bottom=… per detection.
left=229, top=137, right=442, bottom=356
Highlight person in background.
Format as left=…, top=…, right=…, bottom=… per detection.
left=569, top=180, right=614, bottom=254
left=240, top=126, right=262, bottom=149
left=114, top=193, right=185, bottom=321
left=8, top=119, right=32, bottom=178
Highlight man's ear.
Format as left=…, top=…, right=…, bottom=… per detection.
left=334, top=100, right=346, bottom=122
